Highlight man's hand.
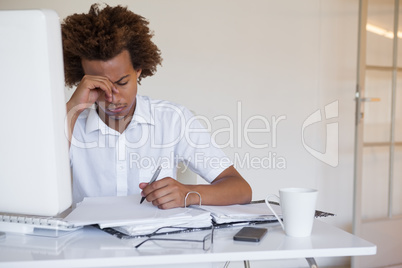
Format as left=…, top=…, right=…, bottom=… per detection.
left=67, top=75, right=117, bottom=114
left=139, top=177, right=198, bottom=209
left=139, top=166, right=252, bottom=209
left=66, top=75, right=118, bottom=142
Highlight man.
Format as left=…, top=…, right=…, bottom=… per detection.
left=63, top=4, right=251, bottom=208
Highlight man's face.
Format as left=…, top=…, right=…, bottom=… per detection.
left=81, top=50, right=141, bottom=123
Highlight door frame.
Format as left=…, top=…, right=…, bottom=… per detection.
left=353, top=0, right=402, bottom=267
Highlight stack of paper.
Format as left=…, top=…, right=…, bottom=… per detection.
left=114, top=208, right=211, bottom=236
left=64, top=195, right=212, bottom=236
left=196, top=202, right=282, bottom=225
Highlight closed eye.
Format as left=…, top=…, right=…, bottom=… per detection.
left=116, top=81, right=128, bottom=86
left=114, top=74, right=130, bottom=86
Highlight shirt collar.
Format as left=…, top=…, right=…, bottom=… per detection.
left=85, top=106, right=110, bottom=135
left=131, top=95, right=155, bottom=127
left=85, top=95, right=154, bottom=135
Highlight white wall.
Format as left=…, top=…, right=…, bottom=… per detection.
left=1, top=0, right=359, bottom=265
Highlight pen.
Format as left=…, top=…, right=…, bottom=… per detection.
left=140, top=165, right=162, bottom=204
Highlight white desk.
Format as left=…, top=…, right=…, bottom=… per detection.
left=0, top=220, right=376, bottom=268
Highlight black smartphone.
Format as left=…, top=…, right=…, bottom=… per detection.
left=233, top=227, right=268, bottom=242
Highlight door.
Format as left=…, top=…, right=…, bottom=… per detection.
left=353, top=0, right=402, bottom=267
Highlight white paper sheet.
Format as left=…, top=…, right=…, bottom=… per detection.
left=197, top=202, right=282, bottom=224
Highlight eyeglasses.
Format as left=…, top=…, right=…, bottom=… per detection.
left=134, top=226, right=214, bottom=251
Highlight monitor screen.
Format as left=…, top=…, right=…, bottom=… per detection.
left=0, top=9, right=72, bottom=216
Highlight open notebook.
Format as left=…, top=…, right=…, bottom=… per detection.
left=64, top=195, right=212, bottom=236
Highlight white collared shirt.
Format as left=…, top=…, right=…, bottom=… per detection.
left=70, top=95, right=232, bottom=204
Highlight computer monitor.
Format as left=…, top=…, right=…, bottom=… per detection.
left=0, top=9, right=72, bottom=216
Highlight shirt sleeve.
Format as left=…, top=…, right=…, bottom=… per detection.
left=175, top=107, right=233, bottom=183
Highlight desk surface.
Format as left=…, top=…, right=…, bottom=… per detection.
left=0, top=220, right=376, bottom=268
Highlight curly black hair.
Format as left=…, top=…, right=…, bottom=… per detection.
left=61, top=3, right=162, bottom=87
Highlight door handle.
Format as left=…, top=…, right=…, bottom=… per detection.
left=360, top=97, right=381, bottom=102
left=355, top=94, right=381, bottom=122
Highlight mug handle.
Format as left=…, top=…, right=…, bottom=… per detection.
left=265, top=194, right=284, bottom=231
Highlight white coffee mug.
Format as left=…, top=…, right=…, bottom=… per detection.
left=265, top=188, right=318, bottom=237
